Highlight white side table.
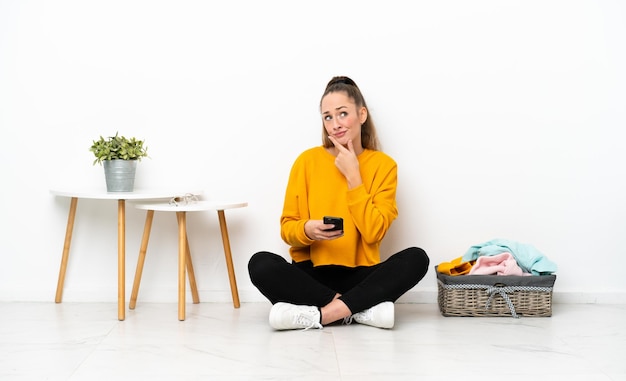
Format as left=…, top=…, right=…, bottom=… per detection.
left=50, top=188, right=200, bottom=321
left=129, top=200, right=248, bottom=320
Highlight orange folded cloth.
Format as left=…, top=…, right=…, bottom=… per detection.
left=437, top=256, right=476, bottom=276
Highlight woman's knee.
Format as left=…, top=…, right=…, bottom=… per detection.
left=248, top=251, right=285, bottom=281
left=411, top=247, right=430, bottom=278
left=396, top=247, right=430, bottom=277
left=411, top=246, right=430, bottom=265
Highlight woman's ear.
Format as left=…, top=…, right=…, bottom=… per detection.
left=359, top=107, right=368, bottom=124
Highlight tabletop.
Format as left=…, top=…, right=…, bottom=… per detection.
left=132, top=200, right=248, bottom=212
left=49, top=188, right=202, bottom=200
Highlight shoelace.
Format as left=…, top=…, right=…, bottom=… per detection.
left=343, top=309, right=371, bottom=325
left=355, top=309, right=373, bottom=322
left=294, top=313, right=323, bottom=330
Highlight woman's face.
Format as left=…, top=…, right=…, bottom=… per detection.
left=321, top=91, right=367, bottom=149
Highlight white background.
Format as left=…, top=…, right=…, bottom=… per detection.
left=1, top=0, right=625, bottom=304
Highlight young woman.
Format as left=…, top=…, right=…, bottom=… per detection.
left=248, top=76, right=429, bottom=330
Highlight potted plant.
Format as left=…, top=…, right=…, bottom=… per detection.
left=90, top=132, right=148, bottom=192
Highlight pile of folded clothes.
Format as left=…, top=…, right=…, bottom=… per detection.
left=437, top=238, right=557, bottom=276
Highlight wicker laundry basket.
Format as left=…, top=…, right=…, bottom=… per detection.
left=436, top=266, right=556, bottom=318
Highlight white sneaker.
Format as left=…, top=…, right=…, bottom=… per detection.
left=269, top=302, right=323, bottom=330
left=347, top=301, right=395, bottom=329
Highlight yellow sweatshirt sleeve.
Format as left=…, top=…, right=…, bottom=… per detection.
left=280, top=151, right=315, bottom=256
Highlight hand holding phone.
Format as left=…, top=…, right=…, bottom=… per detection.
left=323, top=216, right=343, bottom=231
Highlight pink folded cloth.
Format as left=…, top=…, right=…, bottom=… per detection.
left=468, top=252, right=526, bottom=276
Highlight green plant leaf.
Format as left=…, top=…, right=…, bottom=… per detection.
left=90, top=132, right=148, bottom=165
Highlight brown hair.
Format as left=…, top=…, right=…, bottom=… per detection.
left=320, top=76, right=380, bottom=151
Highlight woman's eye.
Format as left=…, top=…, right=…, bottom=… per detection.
left=324, top=115, right=332, bottom=121
left=340, top=112, right=348, bottom=118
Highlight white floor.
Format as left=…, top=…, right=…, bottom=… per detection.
left=0, top=302, right=624, bottom=381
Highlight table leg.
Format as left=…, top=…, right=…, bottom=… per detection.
left=177, top=211, right=187, bottom=321
left=130, top=210, right=154, bottom=310
left=55, top=197, right=78, bottom=303
left=185, top=236, right=200, bottom=304
left=217, top=210, right=240, bottom=308
left=118, top=199, right=126, bottom=321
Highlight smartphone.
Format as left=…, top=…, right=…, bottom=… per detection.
left=323, top=216, right=343, bottom=231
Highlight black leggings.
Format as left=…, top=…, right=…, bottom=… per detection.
left=247, top=247, right=430, bottom=314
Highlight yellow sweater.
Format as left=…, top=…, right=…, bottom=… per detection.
left=280, top=146, right=398, bottom=267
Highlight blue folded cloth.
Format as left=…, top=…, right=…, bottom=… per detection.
left=462, top=238, right=557, bottom=275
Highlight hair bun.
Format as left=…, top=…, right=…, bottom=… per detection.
left=326, top=76, right=357, bottom=89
